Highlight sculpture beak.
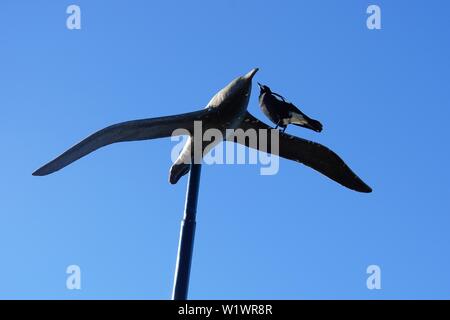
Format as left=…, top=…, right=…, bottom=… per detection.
left=244, top=68, right=259, bottom=80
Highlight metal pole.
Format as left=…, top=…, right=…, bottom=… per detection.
left=172, top=163, right=202, bottom=300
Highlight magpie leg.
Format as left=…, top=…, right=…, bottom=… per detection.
left=282, top=126, right=287, bottom=133
left=275, top=120, right=281, bottom=130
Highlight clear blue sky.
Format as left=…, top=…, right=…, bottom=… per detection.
left=1, top=0, right=449, bottom=299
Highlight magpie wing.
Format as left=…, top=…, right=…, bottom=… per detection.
left=284, top=102, right=307, bottom=117
left=229, top=112, right=372, bottom=193
left=33, top=108, right=219, bottom=176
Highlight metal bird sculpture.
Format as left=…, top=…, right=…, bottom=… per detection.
left=32, top=68, right=372, bottom=193
left=258, top=83, right=323, bottom=133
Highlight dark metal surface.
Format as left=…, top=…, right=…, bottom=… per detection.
left=172, top=163, right=202, bottom=300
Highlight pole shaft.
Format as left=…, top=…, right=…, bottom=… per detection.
left=172, top=163, right=202, bottom=300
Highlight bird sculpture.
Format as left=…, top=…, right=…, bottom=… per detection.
left=32, top=68, right=372, bottom=193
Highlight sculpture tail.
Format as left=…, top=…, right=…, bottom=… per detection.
left=169, top=163, right=191, bottom=184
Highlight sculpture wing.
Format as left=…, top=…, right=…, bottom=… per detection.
left=229, top=112, right=372, bottom=193
left=33, top=108, right=219, bottom=176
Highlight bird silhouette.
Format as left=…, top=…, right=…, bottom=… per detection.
left=258, top=83, right=323, bottom=133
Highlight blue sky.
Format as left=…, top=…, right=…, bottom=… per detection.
left=1, top=0, right=449, bottom=299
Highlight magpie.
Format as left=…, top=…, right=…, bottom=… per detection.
left=257, top=83, right=323, bottom=133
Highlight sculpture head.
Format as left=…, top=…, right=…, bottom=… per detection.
left=206, top=68, right=259, bottom=110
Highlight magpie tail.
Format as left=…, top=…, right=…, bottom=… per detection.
left=291, top=116, right=323, bottom=133
left=305, top=118, right=323, bottom=132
